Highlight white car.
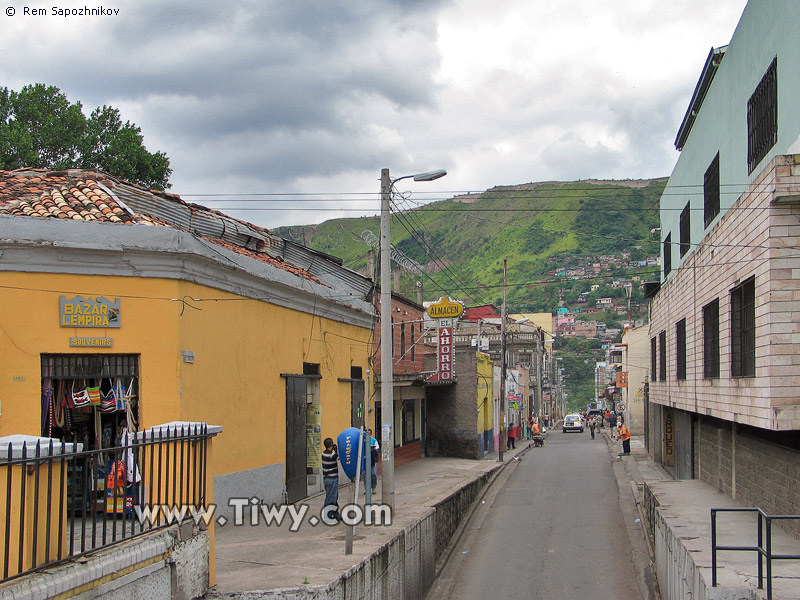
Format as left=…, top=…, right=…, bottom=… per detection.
left=562, top=413, right=584, bottom=433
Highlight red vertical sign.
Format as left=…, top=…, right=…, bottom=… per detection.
left=427, top=320, right=455, bottom=382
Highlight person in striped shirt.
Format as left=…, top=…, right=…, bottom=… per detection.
left=322, top=438, right=341, bottom=521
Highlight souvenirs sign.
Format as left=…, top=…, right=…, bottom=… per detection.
left=60, top=296, right=121, bottom=328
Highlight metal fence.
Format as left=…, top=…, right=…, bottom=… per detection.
left=711, top=507, right=800, bottom=600
left=1, top=424, right=212, bottom=582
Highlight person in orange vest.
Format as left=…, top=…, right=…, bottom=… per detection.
left=618, top=418, right=632, bottom=455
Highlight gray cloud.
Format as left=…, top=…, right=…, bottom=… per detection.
left=1, top=0, right=747, bottom=228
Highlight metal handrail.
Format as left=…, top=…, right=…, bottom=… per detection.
left=1, top=424, right=212, bottom=583
left=711, top=507, right=800, bottom=600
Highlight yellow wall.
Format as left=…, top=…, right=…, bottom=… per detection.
left=476, top=352, right=493, bottom=435
left=0, top=272, right=372, bottom=478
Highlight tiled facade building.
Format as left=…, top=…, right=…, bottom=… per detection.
left=647, top=1, right=800, bottom=526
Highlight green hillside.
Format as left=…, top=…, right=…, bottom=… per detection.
left=276, top=178, right=665, bottom=312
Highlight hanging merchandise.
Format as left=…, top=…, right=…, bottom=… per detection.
left=99, top=381, right=117, bottom=413
left=124, top=380, right=138, bottom=431
left=55, top=380, right=69, bottom=431
left=86, top=383, right=102, bottom=406
left=106, top=460, right=126, bottom=489
left=41, top=380, right=53, bottom=437
left=112, top=378, right=127, bottom=411
left=119, top=427, right=141, bottom=484
left=71, top=381, right=92, bottom=407
left=94, top=409, right=105, bottom=466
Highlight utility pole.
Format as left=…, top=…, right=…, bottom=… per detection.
left=379, top=168, right=395, bottom=512
left=379, top=167, right=446, bottom=512
left=499, top=259, right=507, bottom=462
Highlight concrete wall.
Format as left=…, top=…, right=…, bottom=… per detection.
left=230, top=467, right=498, bottom=600
left=643, top=485, right=756, bottom=600
left=651, top=502, right=755, bottom=600
left=0, top=525, right=210, bottom=600
left=695, top=415, right=800, bottom=537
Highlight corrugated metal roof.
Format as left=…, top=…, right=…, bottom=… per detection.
left=106, top=182, right=285, bottom=259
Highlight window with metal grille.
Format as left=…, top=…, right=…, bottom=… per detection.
left=651, top=337, right=657, bottom=381
left=41, top=354, right=139, bottom=379
left=679, top=203, right=691, bottom=257
left=676, top=319, right=687, bottom=380
left=703, top=299, right=720, bottom=379
left=747, top=57, right=777, bottom=174
left=401, top=322, right=406, bottom=359
left=704, top=153, right=720, bottom=228
left=731, top=277, right=756, bottom=377
left=659, top=330, right=667, bottom=382
left=663, top=233, right=672, bottom=277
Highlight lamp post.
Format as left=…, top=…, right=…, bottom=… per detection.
left=380, top=167, right=446, bottom=512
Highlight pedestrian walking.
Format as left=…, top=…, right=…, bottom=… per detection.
left=367, top=429, right=379, bottom=493
left=589, top=416, right=596, bottom=439
left=618, top=419, right=631, bottom=455
left=506, top=422, right=516, bottom=449
left=321, top=438, right=340, bottom=521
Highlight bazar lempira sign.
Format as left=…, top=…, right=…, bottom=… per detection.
left=60, top=296, right=121, bottom=328
left=426, top=297, right=465, bottom=382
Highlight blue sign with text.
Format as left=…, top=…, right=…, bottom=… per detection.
left=337, top=427, right=365, bottom=480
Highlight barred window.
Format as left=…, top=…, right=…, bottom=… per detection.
left=663, top=233, right=672, bottom=277
left=659, top=330, right=667, bottom=382
left=676, top=319, right=687, bottom=380
left=747, top=57, right=777, bottom=174
left=679, top=203, right=691, bottom=257
left=703, top=299, right=720, bottom=379
left=731, top=277, right=756, bottom=377
left=650, top=337, right=657, bottom=381
left=704, top=153, right=720, bottom=228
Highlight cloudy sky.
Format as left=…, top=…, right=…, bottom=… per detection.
left=2, top=0, right=748, bottom=229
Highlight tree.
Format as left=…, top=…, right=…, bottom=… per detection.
left=0, top=84, right=171, bottom=189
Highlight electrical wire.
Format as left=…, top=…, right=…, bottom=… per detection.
left=390, top=192, right=483, bottom=304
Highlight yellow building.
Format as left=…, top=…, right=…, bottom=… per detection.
left=0, top=169, right=375, bottom=510
left=476, top=351, right=493, bottom=453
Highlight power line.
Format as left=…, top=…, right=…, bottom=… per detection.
left=390, top=192, right=484, bottom=304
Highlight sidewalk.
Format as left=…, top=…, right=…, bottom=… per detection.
left=210, top=445, right=528, bottom=596
left=606, top=430, right=800, bottom=600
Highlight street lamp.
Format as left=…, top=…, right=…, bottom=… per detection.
left=380, top=167, right=446, bottom=512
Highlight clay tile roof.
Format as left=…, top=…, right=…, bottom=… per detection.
left=206, top=237, right=320, bottom=283
left=0, top=168, right=322, bottom=285
left=0, top=169, right=143, bottom=225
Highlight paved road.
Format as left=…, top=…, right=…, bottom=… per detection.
left=436, top=429, right=643, bottom=599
